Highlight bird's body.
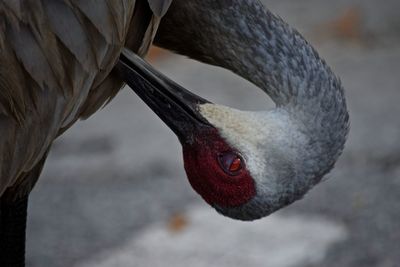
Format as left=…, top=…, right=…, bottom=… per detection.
left=0, top=1, right=171, bottom=265
left=0, top=0, right=167, bottom=197
left=0, top=0, right=349, bottom=266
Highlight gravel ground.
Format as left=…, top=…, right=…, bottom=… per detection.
left=26, top=1, right=400, bottom=266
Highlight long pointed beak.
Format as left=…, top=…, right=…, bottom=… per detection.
left=116, top=49, right=212, bottom=144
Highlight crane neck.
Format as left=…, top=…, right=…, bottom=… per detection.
left=155, top=0, right=349, bottom=172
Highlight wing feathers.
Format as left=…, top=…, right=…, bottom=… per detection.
left=0, top=0, right=139, bottom=194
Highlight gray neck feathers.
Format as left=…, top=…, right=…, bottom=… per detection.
left=156, top=0, right=349, bottom=180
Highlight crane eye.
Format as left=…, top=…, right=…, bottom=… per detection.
left=218, top=152, right=244, bottom=175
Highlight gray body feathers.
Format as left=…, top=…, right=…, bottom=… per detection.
left=0, top=0, right=167, bottom=197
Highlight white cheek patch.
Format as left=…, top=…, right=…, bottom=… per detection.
left=199, top=103, right=266, bottom=145
left=199, top=103, right=304, bottom=195
left=199, top=104, right=272, bottom=186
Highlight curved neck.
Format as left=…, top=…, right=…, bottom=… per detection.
left=155, top=0, right=349, bottom=173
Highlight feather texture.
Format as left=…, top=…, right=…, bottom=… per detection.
left=0, top=0, right=170, bottom=196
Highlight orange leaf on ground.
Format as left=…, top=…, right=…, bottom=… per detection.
left=313, top=6, right=365, bottom=44
left=146, top=46, right=170, bottom=63
left=167, top=213, right=189, bottom=233
left=331, top=7, right=362, bottom=40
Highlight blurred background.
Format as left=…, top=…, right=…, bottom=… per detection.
left=26, top=0, right=400, bottom=266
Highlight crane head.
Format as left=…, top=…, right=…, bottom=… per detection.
left=117, top=50, right=323, bottom=221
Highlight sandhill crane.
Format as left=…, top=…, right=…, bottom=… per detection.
left=0, top=0, right=349, bottom=266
